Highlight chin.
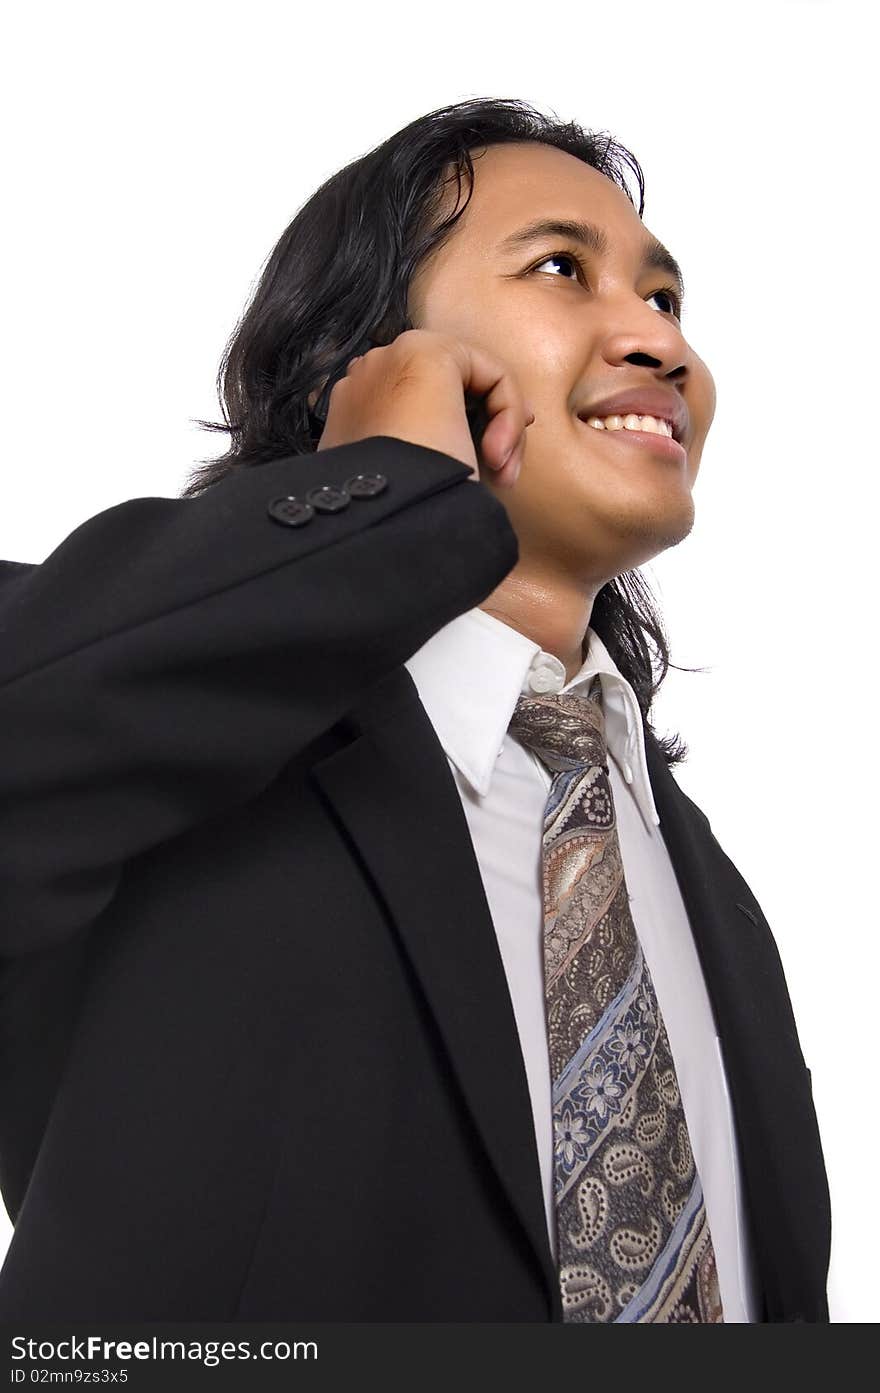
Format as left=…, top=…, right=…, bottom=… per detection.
left=594, top=489, right=696, bottom=565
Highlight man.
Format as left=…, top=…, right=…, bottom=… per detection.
left=0, top=99, right=830, bottom=1322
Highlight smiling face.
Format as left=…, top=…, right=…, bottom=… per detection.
left=407, top=141, right=716, bottom=592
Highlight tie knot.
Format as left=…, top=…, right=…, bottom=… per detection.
left=508, top=674, right=608, bottom=774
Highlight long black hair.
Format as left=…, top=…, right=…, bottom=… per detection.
left=183, top=96, right=706, bottom=767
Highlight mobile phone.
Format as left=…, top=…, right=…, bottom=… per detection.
left=464, top=391, right=490, bottom=453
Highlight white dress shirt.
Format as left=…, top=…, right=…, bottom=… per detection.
left=404, top=606, right=758, bottom=1322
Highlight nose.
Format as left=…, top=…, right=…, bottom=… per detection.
left=600, top=304, right=689, bottom=379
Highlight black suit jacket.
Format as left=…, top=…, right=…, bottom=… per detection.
left=0, top=437, right=831, bottom=1322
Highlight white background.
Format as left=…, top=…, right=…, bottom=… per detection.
left=1, top=0, right=875, bottom=1322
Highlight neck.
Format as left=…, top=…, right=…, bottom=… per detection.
left=479, top=568, right=600, bottom=687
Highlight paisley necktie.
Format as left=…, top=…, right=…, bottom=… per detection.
left=508, top=675, right=724, bottom=1323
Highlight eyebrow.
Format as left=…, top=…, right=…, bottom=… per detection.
left=497, top=216, right=686, bottom=306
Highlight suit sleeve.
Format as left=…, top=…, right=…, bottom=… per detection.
left=0, top=437, right=518, bottom=956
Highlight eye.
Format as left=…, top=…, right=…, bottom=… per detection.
left=530, top=250, right=683, bottom=319
left=646, top=286, right=683, bottom=319
left=531, top=251, right=583, bottom=281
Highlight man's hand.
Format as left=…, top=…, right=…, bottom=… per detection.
left=314, top=329, right=534, bottom=486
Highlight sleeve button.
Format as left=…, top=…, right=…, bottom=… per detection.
left=268, top=496, right=314, bottom=527
left=306, top=484, right=351, bottom=513
left=345, top=472, right=388, bottom=498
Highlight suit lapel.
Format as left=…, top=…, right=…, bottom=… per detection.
left=643, top=730, right=830, bottom=1321
left=310, top=667, right=561, bottom=1317
left=310, top=670, right=826, bottom=1322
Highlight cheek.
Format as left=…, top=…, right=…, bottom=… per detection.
left=511, top=418, right=591, bottom=515
left=688, top=350, right=717, bottom=438
left=414, top=277, right=577, bottom=394
left=410, top=266, right=493, bottom=338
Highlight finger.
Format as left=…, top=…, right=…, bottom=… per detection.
left=454, top=342, right=531, bottom=473
left=491, top=408, right=534, bottom=488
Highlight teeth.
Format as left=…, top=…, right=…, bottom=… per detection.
left=584, top=413, right=674, bottom=437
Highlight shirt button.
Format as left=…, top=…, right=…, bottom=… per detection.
left=529, top=667, right=557, bottom=693
left=528, top=654, right=565, bottom=694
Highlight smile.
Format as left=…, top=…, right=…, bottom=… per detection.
left=577, top=416, right=687, bottom=463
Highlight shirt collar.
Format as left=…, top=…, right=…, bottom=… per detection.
left=404, top=606, right=660, bottom=828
